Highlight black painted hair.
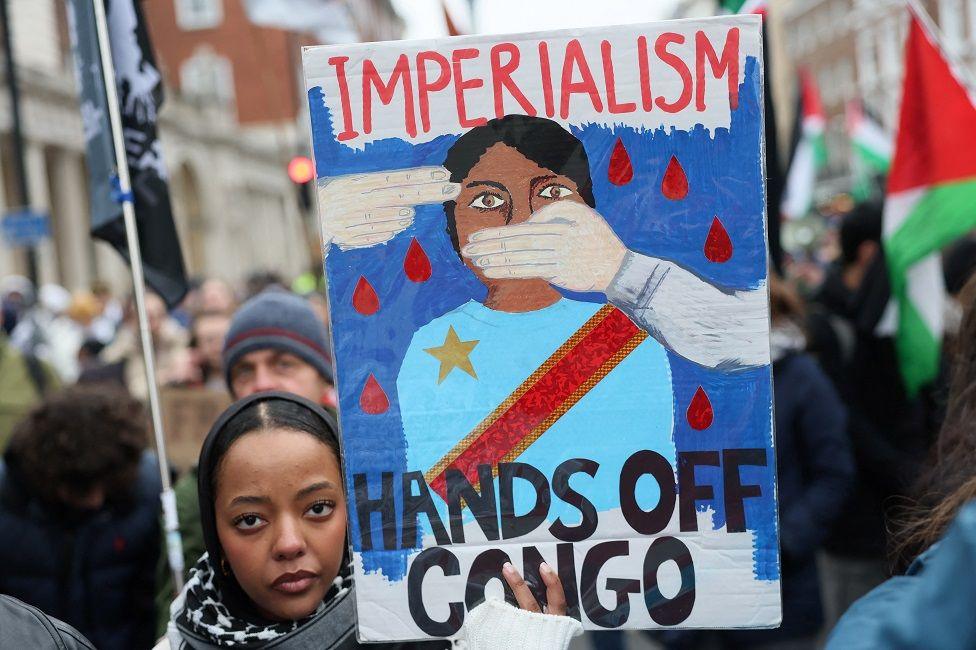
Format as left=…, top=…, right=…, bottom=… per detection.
left=196, top=391, right=341, bottom=622
left=442, top=114, right=596, bottom=254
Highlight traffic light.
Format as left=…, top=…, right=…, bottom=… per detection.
left=289, top=155, right=315, bottom=211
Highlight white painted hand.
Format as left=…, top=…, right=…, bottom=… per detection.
left=461, top=201, right=628, bottom=293
left=317, top=166, right=461, bottom=250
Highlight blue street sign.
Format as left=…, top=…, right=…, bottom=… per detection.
left=2, top=209, right=50, bottom=247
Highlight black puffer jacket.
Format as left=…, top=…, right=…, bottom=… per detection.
left=0, top=450, right=162, bottom=649
left=0, top=594, right=96, bottom=649
left=808, top=262, right=939, bottom=558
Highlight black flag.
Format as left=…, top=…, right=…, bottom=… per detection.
left=761, top=23, right=785, bottom=275
left=66, top=0, right=187, bottom=308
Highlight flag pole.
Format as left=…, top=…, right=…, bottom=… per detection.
left=902, top=0, right=976, bottom=91
left=90, top=0, right=184, bottom=592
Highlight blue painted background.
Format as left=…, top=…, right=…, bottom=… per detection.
left=308, top=56, right=777, bottom=583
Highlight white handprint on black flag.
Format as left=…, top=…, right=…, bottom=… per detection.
left=66, top=0, right=187, bottom=307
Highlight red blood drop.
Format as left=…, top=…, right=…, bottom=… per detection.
left=360, top=374, right=389, bottom=415
left=404, top=238, right=432, bottom=283
left=703, top=217, right=733, bottom=263
left=608, top=138, right=634, bottom=186
left=661, top=155, right=689, bottom=200
left=686, top=386, right=714, bottom=431
left=113, top=536, right=126, bottom=553
left=352, top=276, right=380, bottom=315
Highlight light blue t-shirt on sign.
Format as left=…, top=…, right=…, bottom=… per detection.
left=397, top=297, right=674, bottom=542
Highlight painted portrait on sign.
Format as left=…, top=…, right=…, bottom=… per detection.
left=305, top=15, right=779, bottom=642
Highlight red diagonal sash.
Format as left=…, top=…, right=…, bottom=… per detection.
left=425, top=305, right=647, bottom=499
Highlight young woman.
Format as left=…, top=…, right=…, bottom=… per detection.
left=826, top=275, right=976, bottom=648
left=158, top=391, right=582, bottom=649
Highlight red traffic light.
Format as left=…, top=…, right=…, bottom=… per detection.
left=288, top=156, right=315, bottom=184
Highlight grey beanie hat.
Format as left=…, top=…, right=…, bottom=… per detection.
left=222, top=289, right=334, bottom=389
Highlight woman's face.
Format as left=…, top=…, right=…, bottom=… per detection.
left=452, top=142, right=587, bottom=284
left=214, top=428, right=346, bottom=621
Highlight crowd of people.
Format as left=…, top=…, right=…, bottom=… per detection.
left=1, top=202, right=975, bottom=649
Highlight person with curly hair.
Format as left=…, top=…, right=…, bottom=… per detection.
left=0, top=386, right=163, bottom=650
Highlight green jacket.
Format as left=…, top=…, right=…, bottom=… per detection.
left=154, top=469, right=204, bottom=638
left=0, top=336, right=58, bottom=450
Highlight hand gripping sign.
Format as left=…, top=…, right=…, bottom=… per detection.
left=305, top=15, right=779, bottom=642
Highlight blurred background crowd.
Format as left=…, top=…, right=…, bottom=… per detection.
left=1, top=0, right=976, bottom=649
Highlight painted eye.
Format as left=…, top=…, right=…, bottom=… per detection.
left=306, top=501, right=335, bottom=519
left=234, top=514, right=266, bottom=531
left=538, top=184, right=573, bottom=199
left=468, top=192, right=507, bottom=209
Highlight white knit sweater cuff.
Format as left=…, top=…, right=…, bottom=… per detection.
left=462, top=598, right=583, bottom=650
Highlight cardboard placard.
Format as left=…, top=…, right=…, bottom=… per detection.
left=304, top=15, right=779, bottom=641
left=159, top=387, right=231, bottom=470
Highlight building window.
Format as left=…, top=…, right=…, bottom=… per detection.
left=940, top=0, right=964, bottom=53
left=818, top=67, right=832, bottom=105
left=180, top=47, right=235, bottom=105
left=837, top=59, right=854, bottom=101
left=797, top=25, right=811, bottom=56
left=175, top=0, right=223, bottom=30
left=878, top=16, right=900, bottom=83
left=969, top=0, right=976, bottom=44
left=831, top=1, right=845, bottom=30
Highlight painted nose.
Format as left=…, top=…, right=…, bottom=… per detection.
left=509, top=195, right=533, bottom=225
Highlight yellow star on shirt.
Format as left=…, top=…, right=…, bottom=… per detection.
left=424, top=325, right=479, bottom=384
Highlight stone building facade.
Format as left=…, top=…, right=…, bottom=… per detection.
left=780, top=0, right=975, bottom=191
left=0, top=0, right=403, bottom=293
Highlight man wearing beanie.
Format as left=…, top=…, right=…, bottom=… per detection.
left=155, top=289, right=336, bottom=635
left=222, top=289, right=336, bottom=406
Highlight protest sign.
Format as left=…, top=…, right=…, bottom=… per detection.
left=159, top=387, right=231, bottom=469
left=303, top=15, right=779, bottom=641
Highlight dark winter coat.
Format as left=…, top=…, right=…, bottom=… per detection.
left=827, top=500, right=976, bottom=649
left=0, top=449, right=162, bottom=650
left=808, top=262, right=938, bottom=558
left=0, top=594, right=96, bottom=649
left=771, top=352, right=854, bottom=635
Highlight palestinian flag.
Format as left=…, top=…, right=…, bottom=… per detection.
left=847, top=100, right=892, bottom=200
left=884, top=14, right=976, bottom=395
left=781, top=70, right=827, bottom=220
left=720, top=0, right=768, bottom=14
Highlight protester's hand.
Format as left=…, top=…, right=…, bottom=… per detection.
left=502, top=561, right=567, bottom=616
left=461, top=201, right=628, bottom=292
left=317, top=166, right=461, bottom=250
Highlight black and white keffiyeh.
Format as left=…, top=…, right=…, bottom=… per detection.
left=168, top=554, right=352, bottom=649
